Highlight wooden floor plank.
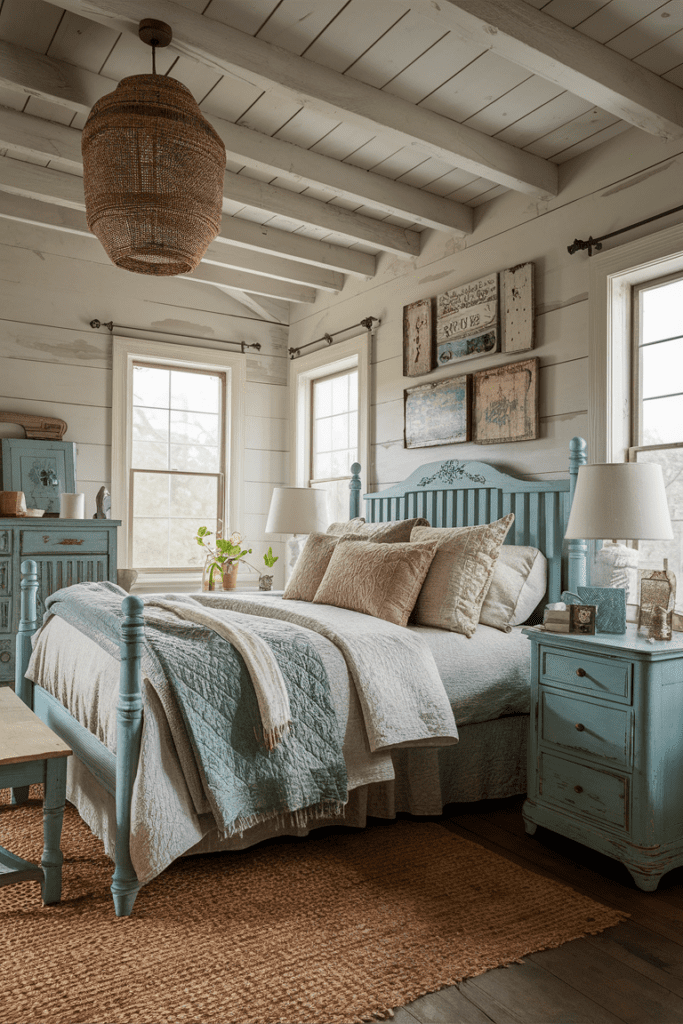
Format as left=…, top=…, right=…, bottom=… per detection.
left=586, top=920, right=683, bottom=997
left=390, top=1006, right=422, bottom=1024
left=462, top=959, right=627, bottom=1024
left=404, top=986, right=496, bottom=1023
left=529, top=938, right=683, bottom=1023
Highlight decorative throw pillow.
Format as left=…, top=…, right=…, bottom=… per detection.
left=313, top=536, right=439, bottom=627
left=411, top=514, right=515, bottom=637
left=336, top=516, right=430, bottom=543
left=326, top=517, right=366, bottom=536
left=479, top=545, right=548, bottom=632
left=283, top=532, right=364, bottom=602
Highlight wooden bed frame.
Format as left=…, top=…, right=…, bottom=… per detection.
left=13, top=437, right=589, bottom=917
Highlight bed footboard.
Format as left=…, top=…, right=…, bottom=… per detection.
left=15, top=561, right=145, bottom=917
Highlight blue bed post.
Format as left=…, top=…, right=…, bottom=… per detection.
left=110, top=594, right=144, bottom=918
left=12, top=559, right=39, bottom=804
left=568, top=436, right=588, bottom=593
left=349, top=463, right=362, bottom=520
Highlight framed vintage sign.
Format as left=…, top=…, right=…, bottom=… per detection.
left=435, top=273, right=499, bottom=366
left=1, top=439, right=77, bottom=515
left=404, top=374, right=471, bottom=449
left=472, top=357, right=539, bottom=445
left=403, top=298, right=433, bottom=377
left=500, top=262, right=534, bottom=354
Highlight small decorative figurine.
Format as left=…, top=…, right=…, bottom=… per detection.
left=94, top=486, right=111, bottom=519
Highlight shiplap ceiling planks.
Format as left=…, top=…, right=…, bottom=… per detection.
left=2, top=0, right=683, bottom=313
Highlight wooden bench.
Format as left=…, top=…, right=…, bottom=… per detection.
left=0, top=688, right=71, bottom=904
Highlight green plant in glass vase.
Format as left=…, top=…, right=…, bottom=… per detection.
left=195, top=526, right=252, bottom=591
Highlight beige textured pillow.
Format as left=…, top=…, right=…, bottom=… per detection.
left=479, top=545, right=548, bottom=632
left=337, top=516, right=430, bottom=543
left=313, top=536, right=438, bottom=627
left=283, top=533, right=366, bottom=602
left=326, top=517, right=366, bottom=536
left=411, top=514, right=515, bottom=637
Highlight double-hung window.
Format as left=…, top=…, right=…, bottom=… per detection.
left=629, top=274, right=683, bottom=580
left=112, top=337, right=245, bottom=588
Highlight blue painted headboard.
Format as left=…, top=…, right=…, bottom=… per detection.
left=349, top=437, right=587, bottom=604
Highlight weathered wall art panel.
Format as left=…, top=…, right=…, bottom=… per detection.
left=501, top=262, right=535, bottom=354
left=403, top=298, right=433, bottom=377
left=404, top=374, right=471, bottom=449
left=473, top=357, right=539, bottom=445
left=436, top=273, right=499, bottom=366
left=1, top=439, right=77, bottom=515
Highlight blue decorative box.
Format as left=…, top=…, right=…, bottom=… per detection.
left=562, top=587, right=627, bottom=634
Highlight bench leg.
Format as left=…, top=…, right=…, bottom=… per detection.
left=41, top=757, right=67, bottom=905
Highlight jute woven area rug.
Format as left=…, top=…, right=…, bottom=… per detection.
left=0, top=790, right=625, bottom=1024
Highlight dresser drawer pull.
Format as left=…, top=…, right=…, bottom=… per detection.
left=58, top=539, right=84, bottom=546
left=576, top=668, right=586, bottom=677
left=575, top=723, right=585, bottom=732
left=574, top=785, right=583, bottom=794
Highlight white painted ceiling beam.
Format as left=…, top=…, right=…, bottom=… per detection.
left=0, top=157, right=316, bottom=303
left=206, top=117, right=472, bottom=235
left=213, top=287, right=286, bottom=324
left=412, top=0, right=683, bottom=140
left=38, top=0, right=559, bottom=198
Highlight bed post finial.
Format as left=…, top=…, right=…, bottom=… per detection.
left=111, top=594, right=144, bottom=917
left=349, top=463, right=362, bottom=520
left=568, top=436, right=588, bottom=592
left=16, top=559, right=39, bottom=709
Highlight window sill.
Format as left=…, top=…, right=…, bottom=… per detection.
left=130, top=570, right=261, bottom=595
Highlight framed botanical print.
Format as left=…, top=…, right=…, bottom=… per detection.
left=1, top=439, right=77, bottom=515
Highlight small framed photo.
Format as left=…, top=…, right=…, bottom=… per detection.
left=403, top=298, right=434, bottom=377
left=570, top=605, right=596, bottom=635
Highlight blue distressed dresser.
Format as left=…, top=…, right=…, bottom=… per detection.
left=0, top=519, right=119, bottom=686
left=523, top=624, right=683, bottom=891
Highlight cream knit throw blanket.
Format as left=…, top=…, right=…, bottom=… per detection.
left=146, top=598, right=291, bottom=750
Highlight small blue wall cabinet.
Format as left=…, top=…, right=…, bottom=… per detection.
left=523, top=624, right=683, bottom=891
left=0, top=519, right=119, bottom=686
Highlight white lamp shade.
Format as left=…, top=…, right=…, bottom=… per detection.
left=265, top=487, right=329, bottom=535
left=565, top=463, right=673, bottom=540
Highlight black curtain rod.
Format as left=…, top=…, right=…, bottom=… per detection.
left=568, top=203, right=683, bottom=256
left=89, top=319, right=261, bottom=352
left=288, top=316, right=380, bottom=359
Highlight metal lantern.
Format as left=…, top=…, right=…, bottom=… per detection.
left=81, top=20, right=226, bottom=276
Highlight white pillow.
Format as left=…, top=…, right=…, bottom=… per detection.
left=479, top=545, right=547, bottom=632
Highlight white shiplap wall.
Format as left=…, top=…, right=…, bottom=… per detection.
left=0, top=205, right=290, bottom=588
left=288, top=124, right=683, bottom=492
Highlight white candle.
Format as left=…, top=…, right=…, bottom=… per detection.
left=60, top=493, right=85, bottom=519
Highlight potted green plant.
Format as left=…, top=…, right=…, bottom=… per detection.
left=243, top=546, right=279, bottom=591
left=195, top=527, right=252, bottom=590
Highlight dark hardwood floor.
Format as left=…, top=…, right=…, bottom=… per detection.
left=391, top=796, right=683, bottom=1024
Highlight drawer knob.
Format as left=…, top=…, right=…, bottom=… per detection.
left=575, top=723, right=585, bottom=732
left=576, top=668, right=586, bottom=677
left=574, top=785, right=583, bottom=794
left=0, top=651, right=10, bottom=663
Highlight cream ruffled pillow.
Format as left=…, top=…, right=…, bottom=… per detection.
left=411, top=515, right=515, bottom=637
left=479, top=545, right=548, bottom=632
left=313, top=536, right=438, bottom=627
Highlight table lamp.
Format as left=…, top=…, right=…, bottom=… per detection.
left=265, top=487, right=330, bottom=583
left=564, top=462, right=674, bottom=605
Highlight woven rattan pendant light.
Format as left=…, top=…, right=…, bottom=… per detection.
left=81, top=19, right=226, bottom=276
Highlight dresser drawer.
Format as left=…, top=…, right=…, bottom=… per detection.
left=20, top=529, right=110, bottom=556
left=0, top=635, right=13, bottom=682
left=540, top=690, right=632, bottom=767
left=539, top=752, right=629, bottom=831
left=540, top=648, right=631, bottom=701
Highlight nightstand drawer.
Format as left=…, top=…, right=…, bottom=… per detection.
left=540, top=752, right=628, bottom=830
left=540, top=690, right=631, bottom=767
left=541, top=649, right=631, bottom=701
left=20, top=529, right=110, bottom=556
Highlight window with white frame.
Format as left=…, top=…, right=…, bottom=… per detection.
left=629, top=273, right=683, bottom=582
left=290, top=334, right=370, bottom=526
left=310, top=368, right=359, bottom=523
left=112, top=337, right=245, bottom=584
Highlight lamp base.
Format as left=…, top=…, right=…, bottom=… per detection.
left=593, top=542, right=639, bottom=601
left=285, top=534, right=307, bottom=585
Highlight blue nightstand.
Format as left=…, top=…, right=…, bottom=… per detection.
left=523, top=624, right=683, bottom=891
